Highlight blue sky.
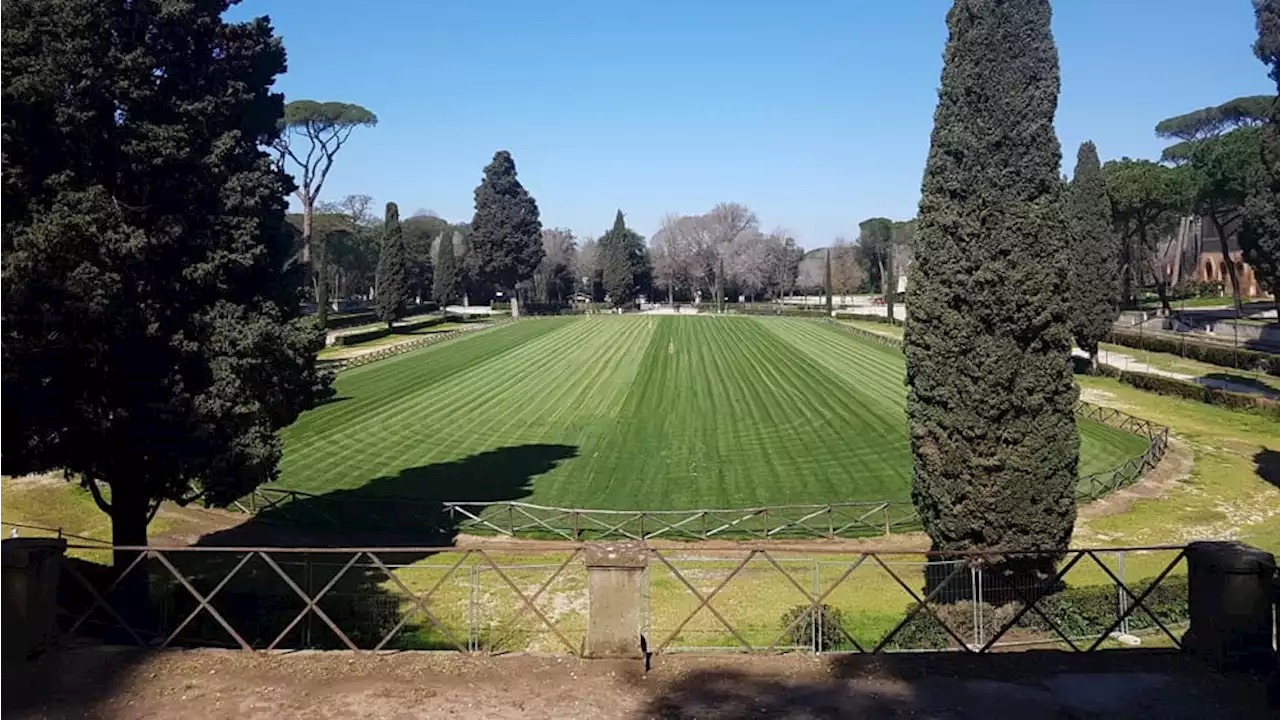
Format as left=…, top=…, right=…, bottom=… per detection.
left=229, top=0, right=1273, bottom=248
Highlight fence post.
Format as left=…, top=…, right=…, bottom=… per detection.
left=305, top=555, right=314, bottom=648
left=883, top=506, right=890, bottom=536
left=811, top=560, right=821, bottom=653
left=971, top=565, right=981, bottom=649
left=1117, top=551, right=1129, bottom=637
left=469, top=565, right=478, bottom=652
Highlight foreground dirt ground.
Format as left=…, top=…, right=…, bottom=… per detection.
left=5, top=646, right=1274, bottom=719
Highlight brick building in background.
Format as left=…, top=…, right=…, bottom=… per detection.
left=1155, top=215, right=1264, bottom=298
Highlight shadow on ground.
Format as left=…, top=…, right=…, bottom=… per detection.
left=1256, top=448, right=1280, bottom=491
left=636, top=650, right=1275, bottom=719
left=51, top=445, right=578, bottom=657
left=201, top=443, right=578, bottom=547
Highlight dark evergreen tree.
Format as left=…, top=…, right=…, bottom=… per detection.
left=433, top=231, right=461, bottom=306
left=600, top=210, right=648, bottom=308
left=904, top=0, right=1078, bottom=568
left=1, top=0, right=330, bottom=560
left=824, top=249, right=833, bottom=314
left=375, top=202, right=410, bottom=327
left=467, top=151, right=543, bottom=301
left=1066, top=142, right=1120, bottom=369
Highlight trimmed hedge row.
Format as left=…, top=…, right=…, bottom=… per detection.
left=729, top=305, right=832, bottom=318
left=324, top=302, right=438, bottom=331
left=835, top=312, right=904, bottom=327
left=1106, top=328, right=1280, bottom=376
left=330, top=314, right=448, bottom=347
left=331, top=325, right=391, bottom=346
left=1082, top=359, right=1280, bottom=418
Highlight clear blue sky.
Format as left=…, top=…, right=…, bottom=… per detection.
left=228, top=0, right=1273, bottom=248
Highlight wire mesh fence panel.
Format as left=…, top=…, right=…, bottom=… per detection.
left=472, top=555, right=588, bottom=655
left=648, top=553, right=816, bottom=652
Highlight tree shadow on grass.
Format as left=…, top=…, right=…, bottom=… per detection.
left=1255, top=448, right=1280, bottom=492
left=57, top=444, right=577, bottom=654
left=201, top=443, right=578, bottom=547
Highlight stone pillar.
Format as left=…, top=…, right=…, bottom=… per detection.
left=2, top=537, right=67, bottom=661
left=585, top=540, right=648, bottom=659
left=1184, top=541, right=1276, bottom=671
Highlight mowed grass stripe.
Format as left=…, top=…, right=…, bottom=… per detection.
left=277, top=318, right=655, bottom=496
left=279, top=318, right=581, bottom=491
left=276, top=316, right=1154, bottom=509
left=283, top=319, right=571, bottom=458
left=776, top=319, right=1150, bottom=484
left=574, top=317, right=913, bottom=509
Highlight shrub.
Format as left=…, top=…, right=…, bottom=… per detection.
left=780, top=603, right=850, bottom=651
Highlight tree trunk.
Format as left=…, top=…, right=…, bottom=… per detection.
left=1154, top=279, right=1172, bottom=314
left=1210, top=214, right=1243, bottom=314
left=1090, top=348, right=1099, bottom=375
left=108, top=482, right=152, bottom=642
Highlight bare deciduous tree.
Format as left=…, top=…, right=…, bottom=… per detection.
left=534, top=228, right=577, bottom=302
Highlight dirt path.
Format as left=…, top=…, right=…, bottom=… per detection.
left=6, top=647, right=1270, bottom=719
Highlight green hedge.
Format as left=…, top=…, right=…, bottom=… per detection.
left=331, top=326, right=389, bottom=346
left=730, top=305, right=831, bottom=318
left=1106, top=328, right=1280, bottom=376
left=1081, top=360, right=1280, bottom=418
left=837, top=312, right=904, bottom=327
left=325, top=310, right=377, bottom=331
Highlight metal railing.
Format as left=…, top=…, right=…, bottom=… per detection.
left=44, top=542, right=1189, bottom=657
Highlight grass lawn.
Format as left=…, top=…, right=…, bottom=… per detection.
left=278, top=316, right=1147, bottom=510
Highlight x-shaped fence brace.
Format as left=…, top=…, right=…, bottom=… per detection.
left=59, top=548, right=586, bottom=655
left=448, top=502, right=919, bottom=542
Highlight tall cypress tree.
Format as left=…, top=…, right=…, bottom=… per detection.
left=433, top=231, right=460, bottom=306
left=824, top=249, right=833, bottom=314
left=1067, top=142, right=1120, bottom=369
left=905, top=0, right=1078, bottom=569
left=375, top=202, right=410, bottom=327
left=600, top=210, right=646, bottom=308
left=468, top=150, right=544, bottom=301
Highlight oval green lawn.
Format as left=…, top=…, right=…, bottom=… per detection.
left=276, top=316, right=1150, bottom=510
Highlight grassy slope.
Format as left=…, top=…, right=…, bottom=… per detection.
left=276, top=316, right=1147, bottom=509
